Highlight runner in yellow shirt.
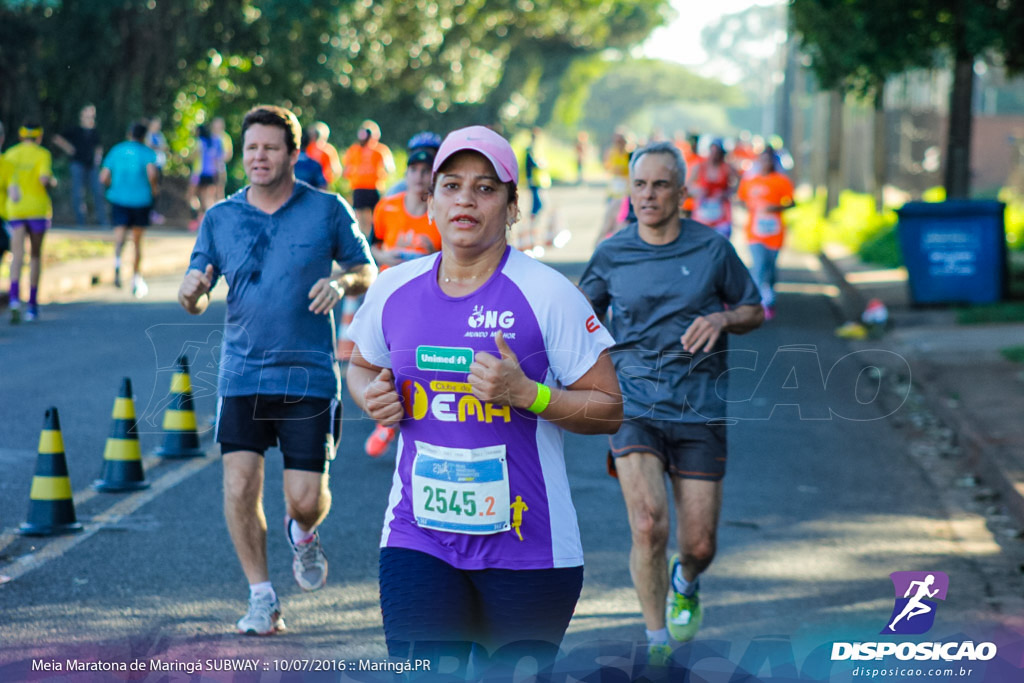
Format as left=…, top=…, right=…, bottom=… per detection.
left=1, top=124, right=57, bottom=323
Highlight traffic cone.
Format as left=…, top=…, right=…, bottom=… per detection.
left=154, top=355, right=204, bottom=458
left=94, top=377, right=150, bottom=492
left=19, top=407, right=83, bottom=536
left=336, top=295, right=358, bottom=362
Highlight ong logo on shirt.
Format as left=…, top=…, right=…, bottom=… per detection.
left=882, top=571, right=949, bottom=635
left=467, top=306, right=515, bottom=330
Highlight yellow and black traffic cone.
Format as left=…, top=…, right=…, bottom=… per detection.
left=19, top=407, right=83, bottom=537
left=154, top=355, right=204, bottom=458
left=94, top=377, right=150, bottom=492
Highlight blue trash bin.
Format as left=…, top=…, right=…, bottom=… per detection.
left=896, top=200, right=1007, bottom=305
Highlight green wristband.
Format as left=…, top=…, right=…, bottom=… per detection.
left=527, top=382, right=551, bottom=414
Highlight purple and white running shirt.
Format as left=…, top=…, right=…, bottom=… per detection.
left=347, top=246, right=614, bottom=570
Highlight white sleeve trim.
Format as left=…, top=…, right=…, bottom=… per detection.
left=503, top=250, right=614, bottom=387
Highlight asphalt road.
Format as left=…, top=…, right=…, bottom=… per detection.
left=0, top=186, right=1020, bottom=681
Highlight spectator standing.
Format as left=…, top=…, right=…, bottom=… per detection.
left=53, top=104, right=105, bottom=225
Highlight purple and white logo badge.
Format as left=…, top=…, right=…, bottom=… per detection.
left=881, top=571, right=949, bottom=635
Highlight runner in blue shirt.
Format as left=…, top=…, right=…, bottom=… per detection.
left=100, top=123, right=158, bottom=296
left=177, top=105, right=375, bottom=637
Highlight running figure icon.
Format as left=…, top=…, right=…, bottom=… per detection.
left=888, top=574, right=939, bottom=631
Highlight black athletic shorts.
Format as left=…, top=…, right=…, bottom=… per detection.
left=110, top=203, right=151, bottom=228
left=608, top=418, right=727, bottom=481
left=216, top=395, right=340, bottom=473
left=351, top=188, right=381, bottom=210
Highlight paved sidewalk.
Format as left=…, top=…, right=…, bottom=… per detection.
left=819, top=243, right=1024, bottom=528
left=33, top=224, right=197, bottom=304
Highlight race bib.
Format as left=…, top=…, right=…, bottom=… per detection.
left=696, top=197, right=724, bottom=223
left=753, top=211, right=782, bottom=237
left=411, top=441, right=510, bottom=535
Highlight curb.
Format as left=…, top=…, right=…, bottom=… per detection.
left=912, top=360, right=1024, bottom=527
left=817, top=249, right=1024, bottom=529
left=37, top=233, right=194, bottom=304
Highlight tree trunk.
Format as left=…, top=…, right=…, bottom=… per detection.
left=791, top=62, right=805, bottom=184
left=872, top=85, right=887, bottom=212
left=826, top=90, right=844, bottom=213
left=944, top=51, right=974, bottom=198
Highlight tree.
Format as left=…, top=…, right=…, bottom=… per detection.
left=792, top=0, right=1024, bottom=200
left=0, top=0, right=672, bottom=170
left=579, top=59, right=745, bottom=144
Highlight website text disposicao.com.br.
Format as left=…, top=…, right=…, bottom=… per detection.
left=851, top=665, right=980, bottom=679
left=837, top=640, right=996, bottom=679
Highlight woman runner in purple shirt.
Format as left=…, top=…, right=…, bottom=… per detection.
left=346, top=126, right=622, bottom=675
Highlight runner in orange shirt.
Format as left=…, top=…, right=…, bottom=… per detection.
left=305, top=122, right=342, bottom=186
left=680, top=131, right=703, bottom=218
left=688, top=138, right=738, bottom=238
left=737, top=146, right=794, bottom=321
left=362, top=133, right=442, bottom=457
left=342, top=119, right=395, bottom=237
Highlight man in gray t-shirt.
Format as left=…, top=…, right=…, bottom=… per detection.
left=579, top=141, right=762, bottom=658
left=177, top=106, right=376, bottom=637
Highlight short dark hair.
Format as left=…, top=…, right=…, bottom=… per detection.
left=130, top=123, right=147, bottom=141
left=241, top=105, right=301, bottom=154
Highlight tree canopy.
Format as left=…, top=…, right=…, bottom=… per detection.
left=578, top=59, right=746, bottom=143
left=791, top=0, right=1024, bottom=197
left=0, top=0, right=672, bottom=163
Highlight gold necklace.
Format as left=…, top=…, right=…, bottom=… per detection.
left=441, top=262, right=495, bottom=284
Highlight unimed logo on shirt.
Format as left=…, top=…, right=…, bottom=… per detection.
left=415, top=346, right=474, bottom=373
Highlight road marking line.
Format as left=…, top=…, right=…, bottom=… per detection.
left=0, top=453, right=215, bottom=584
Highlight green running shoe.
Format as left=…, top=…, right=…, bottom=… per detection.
left=666, top=554, right=702, bottom=641
left=647, top=642, right=673, bottom=668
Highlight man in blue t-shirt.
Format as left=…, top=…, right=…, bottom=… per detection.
left=100, top=122, right=158, bottom=297
left=177, top=105, right=376, bottom=637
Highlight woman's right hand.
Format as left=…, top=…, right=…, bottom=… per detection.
left=364, top=368, right=404, bottom=426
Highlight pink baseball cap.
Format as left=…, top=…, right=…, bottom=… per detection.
left=432, top=125, right=519, bottom=183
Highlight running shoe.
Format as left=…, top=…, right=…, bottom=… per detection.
left=114, top=267, right=122, bottom=288
left=647, top=642, right=673, bottom=668
left=365, top=424, right=397, bottom=457
left=9, top=302, right=20, bottom=325
left=666, top=554, right=702, bottom=642
left=24, top=304, right=38, bottom=322
left=762, top=303, right=776, bottom=321
left=132, top=275, right=149, bottom=299
left=288, top=518, right=328, bottom=591
left=236, top=593, right=286, bottom=636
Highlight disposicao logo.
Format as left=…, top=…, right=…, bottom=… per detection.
left=830, top=571, right=998, bottom=663
left=882, top=571, right=948, bottom=635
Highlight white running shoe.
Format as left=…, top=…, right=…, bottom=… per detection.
left=288, top=518, right=328, bottom=591
left=236, top=593, right=286, bottom=636
left=132, top=275, right=149, bottom=299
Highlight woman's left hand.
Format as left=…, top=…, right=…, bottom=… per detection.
left=468, top=331, right=535, bottom=408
